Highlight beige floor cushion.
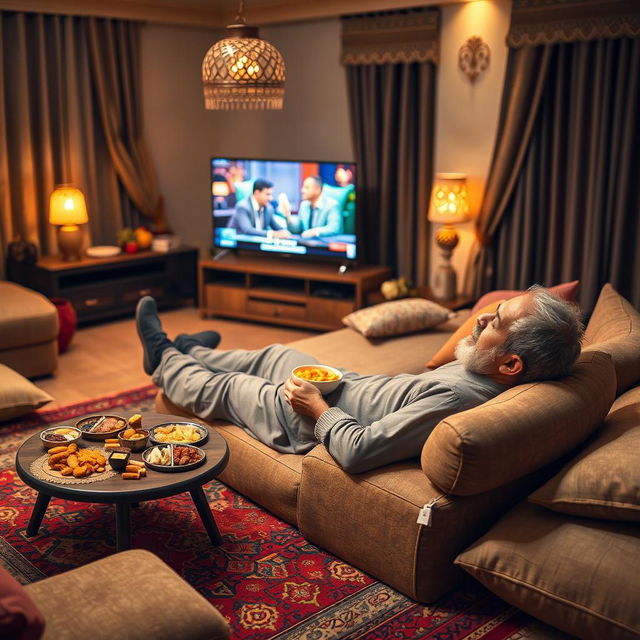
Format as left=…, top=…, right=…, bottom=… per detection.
left=456, top=502, right=640, bottom=640
left=529, top=384, right=640, bottom=521
left=583, top=283, right=640, bottom=394
left=0, top=364, right=53, bottom=422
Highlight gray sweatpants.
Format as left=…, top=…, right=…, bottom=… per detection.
left=151, top=344, right=320, bottom=454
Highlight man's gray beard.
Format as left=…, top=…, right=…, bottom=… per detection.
left=454, top=335, right=497, bottom=375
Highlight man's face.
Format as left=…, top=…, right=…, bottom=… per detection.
left=455, top=294, right=534, bottom=374
left=254, top=187, right=273, bottom=207
left=301, top=178, right=321, bottom=201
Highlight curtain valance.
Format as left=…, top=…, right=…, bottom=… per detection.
left=508, top=0, right=640, bottom=48
left=341, top=8, right=439, bottom=65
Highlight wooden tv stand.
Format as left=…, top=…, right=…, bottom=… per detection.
left=199, top=255, right=391, bottom=331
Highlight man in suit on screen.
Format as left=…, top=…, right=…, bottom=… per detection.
left=280, top=176, right=341, bottom=238
left=228, top=179, right=290, bottom=238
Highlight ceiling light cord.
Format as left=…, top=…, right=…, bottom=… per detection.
left=235, top=0, right=246, bottom=25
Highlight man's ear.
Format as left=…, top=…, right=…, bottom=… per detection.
left=498, top=353, right=524, bottom=377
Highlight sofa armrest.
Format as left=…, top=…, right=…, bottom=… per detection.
left=25, top=549, right=229, bottom=640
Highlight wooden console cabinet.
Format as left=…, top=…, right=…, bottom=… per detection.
left=8, top=247, right=198, bottom=324
left=199, top=256, right=391, bottom=331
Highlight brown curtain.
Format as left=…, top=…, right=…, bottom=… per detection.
left=465, top=0, right=640, bottom=310
left=342, top=9, right=438, bottom=285
left=0, top=12, right=163, bottom=277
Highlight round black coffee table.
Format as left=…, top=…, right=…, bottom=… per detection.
left=15, top=412, right=229, bottom=552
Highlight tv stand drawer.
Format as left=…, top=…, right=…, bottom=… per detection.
left=246, top=297, right=306, bottom=320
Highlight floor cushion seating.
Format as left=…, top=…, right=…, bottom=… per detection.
left=25, top=549, right=230, bottom=640
left=0, top=282, right=58, bottom=378
left=0, top=364, right=53, bottom=422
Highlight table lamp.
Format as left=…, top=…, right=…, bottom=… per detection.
left=49, top=185, right=88, bottom=261
left=428, top=173, right=469, bottom=301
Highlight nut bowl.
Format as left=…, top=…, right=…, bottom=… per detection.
left=292, top=364, right=343, bottom=395
left=117, top=428, right=150, bottom=452
left=40, top=426, right=82, bottom=450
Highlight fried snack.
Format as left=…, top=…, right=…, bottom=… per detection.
left=61, top=467, right=74, bottom=476
left=123, top=428, right=136, bottom=438
left=96, top=467, right=105, bottom=473
left=105, top=439, right=119, bottom=444
left=105, top=443, right=120, bottom=451
left=128, top=460, right=145, bottom=468
left=122, top=472, right=140, bottom=480
left=47, top=445, right=68, bottom=455
left=49, top=450, right=69, bottom=464
left=128, top=414, right=142, bottom=428
left=138, top=467, right=146, bottom=477
left=67, top=454, right=79, bottom=469
left=295, top=366, right=340, bottom=382
left=53, top=463, right=66, bottom=471
left=125, top=465, right=140, bottom=474
left=67, top=443, right=78, bottom=453
left=73, top=465, right=88, bottom=478
left=153, top=425, right=203, bottom=444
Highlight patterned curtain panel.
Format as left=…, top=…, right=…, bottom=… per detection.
left=342, top=8, right=439, bottom=286
left=0, top=12, right=164, bottom=276
left=466, top=0, right=640, bottom=311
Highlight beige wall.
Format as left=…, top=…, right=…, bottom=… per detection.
left=430, top=0, right=511, bottom=294
left=141, top=2, right=511, bottom=281
left=140, top=19, right=352, bottom=255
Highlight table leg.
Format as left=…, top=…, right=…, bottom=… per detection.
left=26, top=493, right=51, bottom=536
left=115, top=503, right=131, bottom=551
left=190, top=487, right=223, bottom=545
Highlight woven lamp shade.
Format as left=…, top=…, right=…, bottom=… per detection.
left=202, top=26, right=285, bottom=110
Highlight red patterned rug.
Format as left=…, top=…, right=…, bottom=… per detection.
left=0, top=386, right=536, bottom=639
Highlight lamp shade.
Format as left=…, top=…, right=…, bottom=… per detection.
left=49, top=186, right=88, bottom=226
left=202, top=24, right=285, bottom=110
left=429, top=173, right=469, bottom=224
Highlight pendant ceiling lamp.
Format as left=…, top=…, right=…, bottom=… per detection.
left=202, top=0, right=285, bottom=110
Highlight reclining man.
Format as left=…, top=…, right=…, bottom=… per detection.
left=136, top=287, right=583, bottom=474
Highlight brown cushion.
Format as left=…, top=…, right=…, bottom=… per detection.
left=26, top=549, right=229, bottom=640
left=0, top=283, right=58, bottom=350
left=529, top=385, right=640, bottom=521
left=0, top=565, right=45, bottom=640
left=342, top=298, right=453, bottom=338
left=470, top=280, right=579, bottom=314
left=426, top=300, right=503, bottom=369
left=456, top=502, right=640, bottom=640
left=421, top=351, right=616, bottom=496
left=0, top=365, right=53, bottom=422
left=583, top=283, right=640, bottom=394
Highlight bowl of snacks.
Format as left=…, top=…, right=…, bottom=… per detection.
left=117, top=428, right=150, bottom=452
left=76, top=415, right=127, bottom=441
left=143, top=443, right=206, bottom=472
left=149, top=422, right=208, bottom=446
left=292, top=365, right=343, bottom=394
left=40, top=426, right=82, bottom=450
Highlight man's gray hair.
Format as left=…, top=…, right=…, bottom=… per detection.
left=500, top=286, right=584, bottom=383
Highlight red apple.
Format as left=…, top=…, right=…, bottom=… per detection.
left=125, top=241, right=139, bottom=254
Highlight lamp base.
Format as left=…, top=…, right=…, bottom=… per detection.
left=433, top=264, right=457, bottom=302
left=57, top=225, right=83, bottom=261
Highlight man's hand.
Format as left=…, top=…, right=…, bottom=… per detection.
left=273, top=229, right=291, bottom=239
left=284, top=376, right=329, bottom=420
left=301, top=228, right=317, bottom=238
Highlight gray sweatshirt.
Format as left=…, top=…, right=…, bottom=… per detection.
left=314, top=361, right=506, bottom=474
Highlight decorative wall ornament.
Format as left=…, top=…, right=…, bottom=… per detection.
left=458, top=36, right=490, bottom=83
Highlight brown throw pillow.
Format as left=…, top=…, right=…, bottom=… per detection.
left=529, top=385, right=640, bottom=521
left=582, top=283, right=640, bottom=394
left=342, top=298, right=453, bottom=338
left=0, top=365, right=53, bottom=422
left=456, top=502, right=640, bottom=640
left=426, top=300, right=504, bottom=369
left=0, top=565, right=46, bottom=640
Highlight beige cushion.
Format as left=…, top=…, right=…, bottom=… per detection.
left=0, top=282, right=58, bottom=350
left=456, top=502, right=640, bottom=640
left=342, top=298, right=453, bottom=338
left=0, top=364, right=53, bottom=421
left=583, top=283, right=640, bottom=394
left=421, top=351, right=616, bottom=496
left=529, top=385, right=640, bottom=521
left=287, top=312, right=469, bottom=376
left=26, top=549, right=230, bottom=640
left=155, top=392, right=303, bottom=525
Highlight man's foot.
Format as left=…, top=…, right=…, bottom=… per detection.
left=174, top=331, right=221, bottom=354
left=135, top=297, right=173, bottom=374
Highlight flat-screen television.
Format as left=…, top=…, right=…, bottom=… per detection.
left=211, top=158, right=357, bottom=261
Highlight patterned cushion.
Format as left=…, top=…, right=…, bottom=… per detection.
left=342, top=298, right=453, bottom=338
left=529, top=385, right=640, bottom=521
left=0, top=364, right=53, bottom=422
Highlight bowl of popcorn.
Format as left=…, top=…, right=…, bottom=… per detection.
left=292, top=365, right=343, bottom=394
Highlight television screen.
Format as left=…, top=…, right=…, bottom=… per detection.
left=211, top=158, right=357, bottom=261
